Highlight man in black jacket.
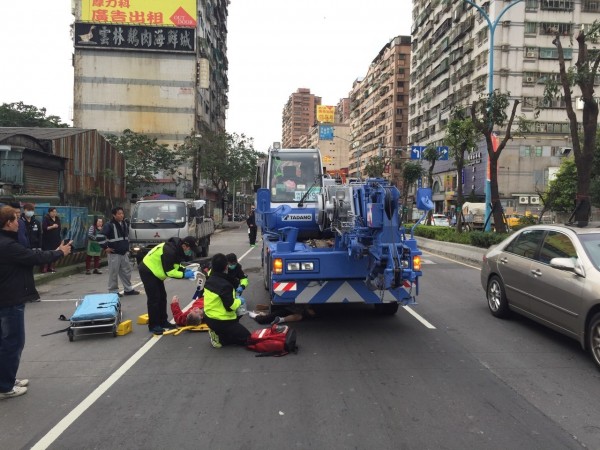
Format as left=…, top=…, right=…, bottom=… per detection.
left=0, top=206, right=72, bottom=400
left=102, top=206, right=139, bottom=297
left=18, top=203, right=42, bottom=249
left=246, top=206, right=257, bottom=247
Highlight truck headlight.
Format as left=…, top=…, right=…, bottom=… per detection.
left=287, top=262, right=300, bottom=271
left=301, top=262, right=313, bottom=270
left=273, top=258, right=283, bottom=274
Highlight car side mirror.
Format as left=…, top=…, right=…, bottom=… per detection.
left=549, top=257, right=584, bottom=277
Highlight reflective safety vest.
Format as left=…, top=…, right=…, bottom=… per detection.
left=142, top=242, right=185, bottom=281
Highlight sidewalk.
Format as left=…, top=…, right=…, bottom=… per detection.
left=34, top=221, right=242, bottom=286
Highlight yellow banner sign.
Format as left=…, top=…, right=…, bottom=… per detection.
left=81, top=0, right=197, bottom=28
left=317, top=105, right=335, bottom=123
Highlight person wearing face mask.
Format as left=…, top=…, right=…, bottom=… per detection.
left=18, top=203, right=42, bottom=251
left=225, top=253, right=248, bottom=297
left=138, top=236, right=199, bottom=335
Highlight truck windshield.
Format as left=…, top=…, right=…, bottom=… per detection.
left=130, top=201, right=187, bottom=229
left=270, top=151, right=322, bottom=203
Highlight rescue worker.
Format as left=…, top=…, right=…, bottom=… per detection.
left=138, top=236, right=198, bottom=335
left=203, top=253, right=250, bottom=348
left=225, top=253, right=248, bottom=296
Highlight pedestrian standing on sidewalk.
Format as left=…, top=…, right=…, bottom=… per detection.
left=85, top=217, right=105, bottom=275
left=41, top=207, right=62, bottom=273
left=101, top=206, right=139, bottom=297
left=246, top=205, right=257, bottom=247
left=0, top=205, right=72, bottom=400
left=18, top=203, right=42, bottom=250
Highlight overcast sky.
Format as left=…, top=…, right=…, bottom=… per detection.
left=1, top=1, right=411, bottom=152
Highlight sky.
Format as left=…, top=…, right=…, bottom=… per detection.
left=1, top=1, right=412, bottom=153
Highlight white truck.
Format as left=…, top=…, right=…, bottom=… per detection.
left=462, top=202, right=488, bottom=231
left=128, top=199, right=214, bottom=262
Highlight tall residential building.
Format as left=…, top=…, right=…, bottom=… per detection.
left=409, top=0, right=596, bottom=214
left=71, top=0, right=229, bottom=205
left=347, top=36, right=412, bottom=186
left=281, top=88, right=321, bottom=148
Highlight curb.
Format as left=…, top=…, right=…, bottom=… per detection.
left=415, top=236, right=486, bottom=266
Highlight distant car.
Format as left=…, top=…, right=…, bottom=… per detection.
left=431, top=214, right=450, bottom=227
left=480, top=223, right=600, bottom=370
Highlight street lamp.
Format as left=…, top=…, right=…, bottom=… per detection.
left=462, top=0, right=523, bottom=231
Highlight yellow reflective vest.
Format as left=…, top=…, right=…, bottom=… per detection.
left=142, top=241, right=185, bottom=281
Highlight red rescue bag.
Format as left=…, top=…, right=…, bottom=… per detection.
left=246, top=324, right=298, bottom=357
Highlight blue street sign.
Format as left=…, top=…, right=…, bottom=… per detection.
left=411, top=145, right=425, bottom=160
left=319, top=125, right=334, bottom=140
left=437, top=146, right=449, bottom=160
left=417, top=177, right=422, bottom=188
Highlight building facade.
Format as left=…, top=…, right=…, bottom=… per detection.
left=347, top=36, right=412, bottom=186
left=408, top=0, right=597, bottom=215
left=71, top=0, right=229, bottom=211
left=281, top=88, right=321, bottom=148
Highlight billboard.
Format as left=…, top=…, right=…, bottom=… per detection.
left=319, top=124, right=333, bottom=140
left=80, top=0, right=197, bottom=28
left=316, top=105, right=335, bottom=123
left=75, top=22, right=196, bottom=53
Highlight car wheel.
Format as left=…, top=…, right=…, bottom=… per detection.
left=487, top=275, right=510, bottom=318
left=587, top=312, right=600, bottom=370
left=374, top=303, right=399, bottom=315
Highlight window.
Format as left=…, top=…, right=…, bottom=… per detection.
left=526, top=0, right=539, bottom=10
left=541, top=0, right=574, bottom=10
left=539, top=47, right=573, bottom=59
left=583, top=0, right=600, bottom=12
left=520, top=145, right=531, bottom=157
left=525, top=22, right=538, bottom=34
left=538, top=231, right=577, bottom=264
left=505, top=229, right=545, bottom=259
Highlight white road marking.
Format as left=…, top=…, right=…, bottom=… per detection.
left=403, top=305, right=436, bottom=329
left=30, top=334, right=163, bottom=450
left=421, top=250, right=481, bottom=270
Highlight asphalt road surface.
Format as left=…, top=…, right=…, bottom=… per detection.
left=2, top=227, right=599, bottom=449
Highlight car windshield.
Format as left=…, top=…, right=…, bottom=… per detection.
left=130, top=202, right=187, bottom=229
left=270, top=152, right=322, bottom=203
left=579, top=233, right=600, bottom=270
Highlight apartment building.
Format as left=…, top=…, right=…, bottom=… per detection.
left=409, top=0, right=597, bottom=214
left=281, top=88, right=321, bottom=148
left=71, top=0, right=229, bottom=206
left=347, top=36, right=412, bottom=186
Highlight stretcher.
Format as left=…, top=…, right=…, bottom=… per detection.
left=68, top=293, right=122, bottom=341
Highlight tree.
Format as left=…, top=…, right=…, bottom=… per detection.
left=544, top=23, right=600, bottom=224
left=105, top=129, right=180, bottom=194
left=401, top=161, right=426, bottom=222
left=177, top=130, right=258, bottom=223
left=444, top=109, right=478, bottom=232
left=362, top=155, right=391, bottom=178
left=539, top=158, right=578, bottom=219
left=471, top=90, right=527, bottom=233
left=0, top=102, right=69, bottom=127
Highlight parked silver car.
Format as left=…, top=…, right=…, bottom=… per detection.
left=480, top=223, right=600, bottom=369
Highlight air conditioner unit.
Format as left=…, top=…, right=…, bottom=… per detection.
left=526, top=51, right=537, bottom=58
left=502, top=20, right=511, bottom=27
left=530, top=196, right=540, bottom=204
left=519, top=196, right=530, bottom=205
left=525, top=76, right=536, bottom=83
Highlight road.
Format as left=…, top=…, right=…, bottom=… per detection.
left=2, top=227, right=599, bottom=449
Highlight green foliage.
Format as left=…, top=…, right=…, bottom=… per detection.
left=105, top=129, right=179, bottom=193
left=363, top=155, right=387, bottom=178
left=0, top=102, right=69, bottom=128
left=402, top=161, right=425, bottom=184
left=545, top=158, right=577, bottom=212
left=413, top=225, right=508, bottom=248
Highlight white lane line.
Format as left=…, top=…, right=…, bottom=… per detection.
left=30, top=334, right=162, bottom=450
left=403, top=305, right=436, bottom=329
left=421, top=250, right=481, bottom=270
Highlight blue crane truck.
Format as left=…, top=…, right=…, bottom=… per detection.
left=254, top=146, right=432, bottom=315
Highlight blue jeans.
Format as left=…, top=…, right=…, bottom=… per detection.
left=0, top=304, right=26, bottom=392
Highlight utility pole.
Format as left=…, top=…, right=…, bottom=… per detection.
left=462, top=0, right=523, bottom=231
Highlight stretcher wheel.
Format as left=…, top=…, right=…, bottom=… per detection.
left=112, top=326, right=117, bottom=337
left=68, top=330, right=74, bottom=342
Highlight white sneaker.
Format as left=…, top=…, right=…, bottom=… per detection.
left=15, top=379, right=29, bottom=387
left=0, top=386, right=27, bottom=400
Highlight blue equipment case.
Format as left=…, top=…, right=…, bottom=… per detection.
left=68, top=293, right=122, bottom=342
